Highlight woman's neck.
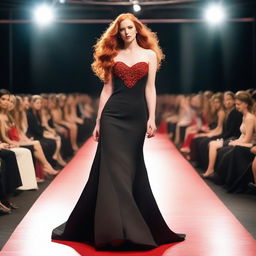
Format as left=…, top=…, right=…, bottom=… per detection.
left=123, top=39, right=140, bottom=51
left=242, top=109, right=249, bottom=116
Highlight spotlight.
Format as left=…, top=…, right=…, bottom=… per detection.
left=204, top=4, right=226, bottom=25
left=59, top=0, right=65, bottom=3
left=133, top=1, right=141, bottom=12
left=34, top=4, right=54, bottom=26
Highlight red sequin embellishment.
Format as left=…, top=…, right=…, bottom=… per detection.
left=113, top=61, right=149, bottom=88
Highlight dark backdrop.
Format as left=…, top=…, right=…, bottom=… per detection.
left=0, top=21, right=254, bottom=95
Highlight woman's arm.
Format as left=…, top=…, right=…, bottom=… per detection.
left=145, top=50, right=157, bottom=138
left=96, top=77, right=113, bottom=122
left=205, top=109, right=225, bottom=137
left=92, top=76, right=113, bottom=141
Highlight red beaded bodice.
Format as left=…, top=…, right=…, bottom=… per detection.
left=8, top=126, right=20, bottom=141
left=113, top=61, right=149, bottom=88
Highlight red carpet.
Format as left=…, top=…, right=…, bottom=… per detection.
left=1, top=134, right=255, bottom=256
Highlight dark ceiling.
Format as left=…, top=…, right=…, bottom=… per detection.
left=0, top=0, right=255, bottom=20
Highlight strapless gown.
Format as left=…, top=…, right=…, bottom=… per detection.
left=51, top=61, right=185, bottom=250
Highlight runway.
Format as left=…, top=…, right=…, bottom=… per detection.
left=1, top=134, right=255, bottom=256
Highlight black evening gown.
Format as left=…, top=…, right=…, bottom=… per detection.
left=52, top=61, right=185, bottom=250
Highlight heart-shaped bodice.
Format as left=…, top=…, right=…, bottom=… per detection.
left=113, top=61, right=149, bottom=88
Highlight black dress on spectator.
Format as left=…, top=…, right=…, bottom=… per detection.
left=189, top=119, right=218, bottom=165
left=26, top=109, right=56, bottom=164
left=215, top=145, right=255, bottom=192
left=196, top=108, right=242, bottom=169
left=0, top=149, right=22, bottom=201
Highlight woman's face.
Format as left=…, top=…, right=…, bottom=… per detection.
left=235, top=99, right=248, bottom=113
left=48, top=98, right=54, bottom=108
left=212, top=99, right=222, bottom=111
left=0, top=94, right=10, bottom=110
left=32, top=99, right=42, bottom=111
left=23, top=97, right=30, bottom=109
left=224, top=94, right=235, bottom=110
left=119, top=18, right=137, bottom=44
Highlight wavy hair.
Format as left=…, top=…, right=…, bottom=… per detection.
left=91, top=13, right=165, bottom=83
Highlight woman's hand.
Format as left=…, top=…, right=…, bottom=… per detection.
left=228, top=140, right=239, bottom=146
left=146, top=119, right=157, bottom=138
left=0, top=142, right=10, bottom=149
left=92, top=121, right=100, bottom=142
left=250, top=145, right=256, bottom=154
left=10, top=141, right=20, bottom=147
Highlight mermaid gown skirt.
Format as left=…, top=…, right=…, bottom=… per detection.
left=52, top=62, right=185, bottom=250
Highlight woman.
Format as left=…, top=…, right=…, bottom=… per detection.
left=189, top=93, right=225, bottom=164
left=0, top=93, right=39, bottom=190
left=7, top=95, right=59, bottom=178
left=200, top=91, right=242, bottom=177
left=214, top=91, right=256, bottom=186
left=40, top=95, right=67, bottom=166
left=26, top=95, right=59, bottom=167
left=51, top=94, right=79, bottom=152
left=47, top=94, right=74, bottom=160
left=52, top=13, right=185, bottom=250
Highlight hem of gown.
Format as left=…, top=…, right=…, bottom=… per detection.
left=51, top=231, right=186, bottom=251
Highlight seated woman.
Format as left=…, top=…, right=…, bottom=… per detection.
left=26, top=95, right=60, bottom=168
left=40, top=94, right=66, bottom=166
left=213, top=91, right=256, bottom=185
left=189, top=93, right=225, bottom=164
left=64, top=94, right=88, bottom=144
left=0, top=91, right=39, bottom=190
left=51, top=94, right=79, bottom=152
left=180, top=93, right=210, bottom=153
left=174, top=95, right=197, bottom=147
left=0, top=141, right=22, bottom=214
left=47, top=94, right=74, bottom=160
left=2, top=95, right=58, bottom=178
left=201, top=91, right=243, bottom=177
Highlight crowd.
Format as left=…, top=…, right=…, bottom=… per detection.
left=158, top=89, right=256, bottom=194
left=0, top=89, right=95, bottom=215
left=2, top=88, right=256, bottom=216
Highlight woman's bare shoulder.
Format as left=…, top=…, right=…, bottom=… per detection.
left=143, top=48, right=156, bottom=58
left=245, top=113, right=256, bottom=122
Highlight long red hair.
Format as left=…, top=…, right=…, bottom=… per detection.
left=91, top=13, right=165, bottom=83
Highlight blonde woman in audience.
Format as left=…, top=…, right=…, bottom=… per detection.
left=7, top=95, right=59, bottom=176
left=200, top=91, right=243, bottom=177
left=180, top=93, right=206, bottom=153
left=40, top=95, right=67, bottom=166
left=189, top=93, right=225, bottom=163
left=0, top=93, right=38, bottom=190
left=212, top=91, right=256, bottom=184
left=51, top=94, right=79, bottom=152
left=63, top=94, right=86, bottom=143
left=47, top=94, right=69, bottom=138
left=174, top=95, right=196, bottom=146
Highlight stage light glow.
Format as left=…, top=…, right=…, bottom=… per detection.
left=204, top=4, right=226, bottom=24
left=34, top=4, right=54, bottom=26
left=133, top=3, right=141, bottom=12
left=59, top=0, right=66, bottom=3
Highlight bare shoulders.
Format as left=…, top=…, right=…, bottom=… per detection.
left=245, top=113, right=255, bottom=121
